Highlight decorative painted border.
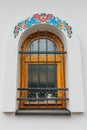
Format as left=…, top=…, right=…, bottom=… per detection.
left=13, top=13, right=72, bottom=38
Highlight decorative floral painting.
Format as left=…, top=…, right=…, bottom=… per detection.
left=14, top=13, right=72, bottom=38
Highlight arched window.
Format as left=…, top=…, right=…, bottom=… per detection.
left=17, top=31, right=70, bottom=115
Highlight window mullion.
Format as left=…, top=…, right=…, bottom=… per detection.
left=28, top=35, right=32, bottom=107
left=46, top=30, right=48, bottom=108
left=38, top=31, right=40, bottom=108
left=54, top=35, right=57, bottom=108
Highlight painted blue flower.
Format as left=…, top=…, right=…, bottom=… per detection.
left=19, top=28, right=23, bottom=31
left=29, top=17, right=38, bottom=25
left=55, top=17, right=60, bottom=21
left=63, top=28, right=67, bottom=31
left=50, top=17, right=58, bottom=26
left=25, top=19, right=31, bottom=27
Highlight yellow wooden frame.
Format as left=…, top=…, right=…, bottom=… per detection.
left=18, top=31, right=66, bottom=109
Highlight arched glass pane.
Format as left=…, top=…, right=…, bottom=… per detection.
left=48, top=40, right=58, bottom=51
left=28, top=39, right=58, bottom=52
left=39, top=39, right=46, bottom=51
left=29, top=40, right=38, bottom=51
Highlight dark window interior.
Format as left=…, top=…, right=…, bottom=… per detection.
left=28, top=64, right=57, bottom=99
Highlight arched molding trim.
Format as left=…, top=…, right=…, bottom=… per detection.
left=18, top=24, right=68, bottom=51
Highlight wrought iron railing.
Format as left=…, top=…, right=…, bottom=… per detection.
left=16, top=87, right=71, bottom=115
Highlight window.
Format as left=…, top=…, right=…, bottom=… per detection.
left=16, top=31, right=71, bottom=115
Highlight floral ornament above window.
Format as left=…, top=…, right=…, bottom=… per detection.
left=13, top=13, right=72, bottom=38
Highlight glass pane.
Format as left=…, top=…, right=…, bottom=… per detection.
left=28, top=39, right=58, bottom=52
left=28, top=65, right=57, bottom=88
left=28, top=64, right=57, bottom=98
left=48, top=40, right=54, bottom=51
left=48, top=65, right=56, bottom=88
left=39, top=39, right=46, bottom=51
left=39, top=65, right=46, bottom=88
left=29, top=40, right=38, bottom=52
left=28, top=65, right=39, bottom=88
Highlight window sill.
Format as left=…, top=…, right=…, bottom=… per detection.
left=15, top=108, right=71, bottom=116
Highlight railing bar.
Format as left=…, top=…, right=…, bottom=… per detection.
left=17, top=108, right=68, bottom=110
left=20, top=90, right=22, bottom=109
left=17, top=88, right=69, bottom=90
left=17, top=98, right=69, bottom=101
left=19, top=51, right=67, bottom=54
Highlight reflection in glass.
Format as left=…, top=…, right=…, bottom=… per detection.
left=28, top=39, right=58, bottom=52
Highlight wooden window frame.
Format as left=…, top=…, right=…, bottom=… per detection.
left=18, top=31, right=67, bottom=110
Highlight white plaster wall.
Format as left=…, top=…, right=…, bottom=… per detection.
left=0, top=0, right=87, bottom=130
left=2, top=24, right=84, bottom=112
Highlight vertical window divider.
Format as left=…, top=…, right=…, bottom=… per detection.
left=54, top=35, right=57, bottom=109
left=46, top=30, right=48, bottom=108
left=20, top=45, right=23, bottom=109
left=38, top=30, right=40, bottom=108
left=62, top=45, right=66, bottom=109
left=28, top=35, right=32, bottom=107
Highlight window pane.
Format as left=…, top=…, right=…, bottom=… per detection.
left=48, top=40, right=54, bottom=51
left=28, top=64, right=57, bottom=88
left=29, top=40, right=38, bottom=52
left=48, top=65, right=56, bottom=88
left=39, top=39, right=46, bottom=51
left=28, top=64, right=57, bottom=98
left=28, top=65, right=39, bottom=88
left=39, top=65, right=46, bottom=88
left=28, top=39, right=58, bottom=52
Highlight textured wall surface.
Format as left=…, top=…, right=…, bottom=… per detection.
left=0, top=0, right=87, bottom=130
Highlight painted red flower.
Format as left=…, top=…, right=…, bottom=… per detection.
left=47, top=14, right=53, bottom=18
left=21, top=24, right=26, bottom=29
left=16, top=25, right=20, bottom=29
left=33, top=13, right=53, bottom=22
left=39, top=14, right=48, bottom=22
left=67, top=25, right=70, bottom=29
left=33, top=14, right=40, bottom=19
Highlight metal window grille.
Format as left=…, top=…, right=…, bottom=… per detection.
left=16, top=31, right=71, bottom=116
